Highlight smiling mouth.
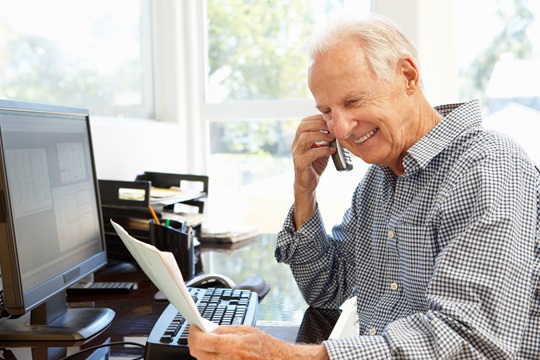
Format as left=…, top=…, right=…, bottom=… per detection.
left=353, top=128, right=378, bottom=144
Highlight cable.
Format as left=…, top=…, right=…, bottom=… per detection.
left=59, top=341, right=145, bottom=360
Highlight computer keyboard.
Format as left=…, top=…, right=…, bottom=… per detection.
left=145, top=287, right=258, bottom=359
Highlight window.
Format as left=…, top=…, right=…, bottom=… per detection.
left=203, top=0, right=371, bottom=232
left=455, top=0, right=540, bottom=164
left=455, top=0, right=540, bottom=111
left=202, top=0, right=540, bottom=233
left=0, top=0, right=152, bottom=118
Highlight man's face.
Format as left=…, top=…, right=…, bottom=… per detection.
left=308, top=38, right=417, bottom=174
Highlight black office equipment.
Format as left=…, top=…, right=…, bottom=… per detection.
left=185, top=273, right=237, bottom=289
left=0, top=99, right=114, bottom=341
left=144, top=287, right=258, bottom=360
left=99, top=172, right=208, bottom=266
left=149, top=219, right=195, bottom=281
left=135, top=171, right=209, bottom=215
left=237, top=276, right=271, bottom=300
left=66, top=281, right=136, bottom=295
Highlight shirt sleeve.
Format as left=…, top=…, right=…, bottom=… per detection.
left=275, top=204, right=327, bottom=265
left=275, top=204, right=352, bottom=308
left=275, top=206, right=340, bottom=308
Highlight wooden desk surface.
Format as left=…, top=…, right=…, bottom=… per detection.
left=0, top=234, right=317, bottom=359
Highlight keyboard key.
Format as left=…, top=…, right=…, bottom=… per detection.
left=160, top=335, right=173, bottom=343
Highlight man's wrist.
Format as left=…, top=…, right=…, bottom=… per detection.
left=294, top=344, right=329, bottom=359
left=293, top=192, right=317, bottom=229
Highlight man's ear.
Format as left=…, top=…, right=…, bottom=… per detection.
left=400, top=57, right=419, bottom=94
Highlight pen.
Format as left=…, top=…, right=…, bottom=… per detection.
left=164, top=219, right=171, bottom=227
left=148, top=206, right=160, bottom=225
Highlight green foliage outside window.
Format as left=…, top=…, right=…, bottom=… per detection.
left=206, top=0, right=343, bottom=157
left=206, top=0, right=315, bottom=102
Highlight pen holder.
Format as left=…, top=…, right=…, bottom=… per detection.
left=149, top=219, right=195, bottom=281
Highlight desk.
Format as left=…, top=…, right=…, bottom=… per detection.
left=0, top=235, right=331, bottom=360
left=201, top=234, right=308, bottom=324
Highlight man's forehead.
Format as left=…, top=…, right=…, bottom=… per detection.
left=310, top=43, right=370, bottom=74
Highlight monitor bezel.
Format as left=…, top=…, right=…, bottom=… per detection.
left=0, top=99, right=108, bottom=317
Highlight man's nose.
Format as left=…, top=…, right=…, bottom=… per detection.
left=331, top=110, right=354, bottom=140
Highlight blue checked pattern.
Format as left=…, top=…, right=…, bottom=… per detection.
left=276, top=100, right=540, bottom=359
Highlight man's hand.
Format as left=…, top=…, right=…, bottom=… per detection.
left=291, top=114, right=336, bottom=228
left=188, top=325, right=329, bottom=360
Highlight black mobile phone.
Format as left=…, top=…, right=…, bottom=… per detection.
left=329, top=140, right=353, bottom=172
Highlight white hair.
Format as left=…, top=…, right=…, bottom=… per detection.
left=310, top=13, right=420, bottom=82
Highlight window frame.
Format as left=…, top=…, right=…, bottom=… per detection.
left=169, top=0, right=458, bottom=173
left=168, top=1, right=458, bottom=230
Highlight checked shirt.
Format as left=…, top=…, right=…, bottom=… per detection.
left=276, top=100, right=540, bottom=359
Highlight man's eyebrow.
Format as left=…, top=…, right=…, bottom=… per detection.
left=343, top=90, right=369, bottom=100
left=314, top=91, right=371, bottom=112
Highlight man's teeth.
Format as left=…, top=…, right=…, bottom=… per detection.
left=353, top=128, right=378, bottom=143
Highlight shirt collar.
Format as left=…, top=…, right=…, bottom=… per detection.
left=403, top=99, right=483, bottom=172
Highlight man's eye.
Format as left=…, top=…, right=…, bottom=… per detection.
left=345, top=98, right=365, bottom=108
left=321, top=110, right=332, bottom=121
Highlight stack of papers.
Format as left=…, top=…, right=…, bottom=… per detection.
left=201, top=225, right=258, bottom=244
left=119, top=187, right=205, bottom=206
left=110, top=220, right=217, bottom=332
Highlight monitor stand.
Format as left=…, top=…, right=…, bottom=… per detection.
left=0, top=291, right=115, bottom=342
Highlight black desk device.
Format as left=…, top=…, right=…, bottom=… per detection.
left=67, top=281, right=136, bottom=295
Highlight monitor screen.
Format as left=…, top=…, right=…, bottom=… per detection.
left=0, top=99, right=114, bottom=342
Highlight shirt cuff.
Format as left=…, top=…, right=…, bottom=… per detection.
left=275, top=204, right=327, bottom=264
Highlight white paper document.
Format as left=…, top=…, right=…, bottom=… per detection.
left=110, top=220, right=218, bottom=332
left=329, top=296, right=359, bottom=339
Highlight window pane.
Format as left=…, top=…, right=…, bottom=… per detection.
left=205, top=0, right=371, bottom=232
left=455, top=0, right=540, bottom=165
left=207, top=118, right=297, bottom=231
left=0, top=0, right=147, bottom=117
left=205, top=0, right=370, bottom=103
left=207, top=118, right=369, bottom=232
left=456, top=0, right=540, bottom=114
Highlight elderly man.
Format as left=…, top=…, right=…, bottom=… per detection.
left=189, top=14, right=540, bottom=359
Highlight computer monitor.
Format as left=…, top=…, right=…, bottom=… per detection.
left=0, top=99, right=114, bottom=342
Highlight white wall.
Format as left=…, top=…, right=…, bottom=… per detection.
left=372, top=0, right=458, bottom=105
left=91, top=0, right=459, bottom=183
left=90, top=2, right=205, bottom=182
left=90, top=117, right=192, bottom=181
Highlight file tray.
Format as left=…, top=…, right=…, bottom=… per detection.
left=100, top=179, right=152, bottom=209
left=99, top=173, right=208, bottom=264
left=99, top=179, right=155, bottom=263
left=135, top=171, right=208, bottom=213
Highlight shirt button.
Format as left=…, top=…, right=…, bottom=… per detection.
left=388, top=230, right=395, bottom=239
left=390, top=282, right=399, bottom=291
left=369, top=328, right=377, bottom=336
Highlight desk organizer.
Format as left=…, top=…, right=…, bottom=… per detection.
left=99, top=172, right=208, bottom=267
left=149, top=219, right=195, bottom=280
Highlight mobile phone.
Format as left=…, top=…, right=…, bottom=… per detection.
left=329, top=140, right=353, bottom=172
